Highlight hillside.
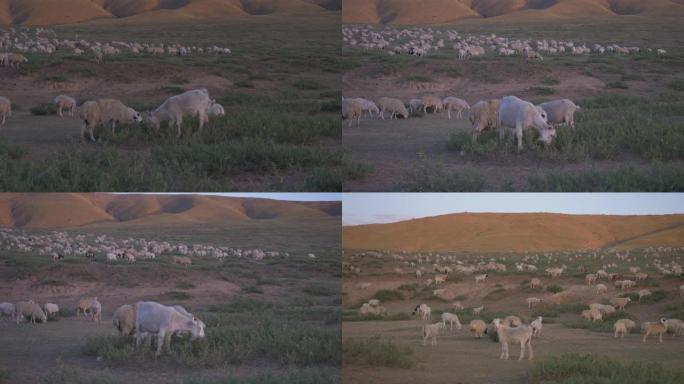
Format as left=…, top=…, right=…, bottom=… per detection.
left=0, top=193, right=340, bottom=229
left=342, top=0, right=684, bottom=24
left=0, top=0, right=340, bottom=25
left=342, top=212, right=684, bottom=252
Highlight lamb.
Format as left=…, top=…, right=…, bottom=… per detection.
left=613, top=319, right=636, bottom=338
left=609, top=297, right=631, bottom=311
left=421, top=95, right=443, bottom=114
left=342, top=99, right=363, bottom=128
left=472, top=306, right=484, bottom=315
left=53, top=95, right=77, bottom=118
left=412, top=303, right=431, bottom=321
left=442, top=97, right=470, bottom=119
left=146, top=89, right=213, bottom=138
left=78, top=297, right=98, bottom=317
left=662, top=318, right=684, bottom=338
left=43, top=303, right=59, bottom=317
left=469, top=99, right=501, bottom=140
left=493, top=318, right=534, bottom=360
left=208, top=102, right=225, bottom=118
left=423, top=322, right=446, bottom=346
left=585, top=273, right=597, bottom=285
left=0, top=96, right=11, bottom=125
left=530, top=278, right=542, bottom=289
left=378, top=97, right=409, bottom=120
left=474, top=273, right=488, bottom=284
left=499, top=96, right=556, bottom=150
left=537, top=99, right=580, bottom=128
left=469, top=319, right=487, bottom=338
left=581, top=308, right=603, bottom=322
left=641, top=319, right=668, bottom=343
left=596, top=284, right=608, bottom=295
left=113, top=304, right=136, bottom=335
left=531, top=316, right=543, bottom=337
left=0, top=302, right=16, bottom=319
left=637, top=289, right=652, bottom=302
left=79, top=99, right=143, bottom=142
left=441, top=312, right=462, bottom=330
left=90, top=299, right=102, bottom=323
left=526, top=297, right=542, bottom=308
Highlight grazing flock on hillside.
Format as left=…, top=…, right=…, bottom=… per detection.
left=0, top=27, right=230, bottom=138
left=344, top=247, right=684, bottom=360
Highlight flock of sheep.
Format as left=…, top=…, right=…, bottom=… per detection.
left=346, top=246, right=684, bottom=360
left=343, top=25, right=668, bottom=59
left=343, top=94, right=580, bottom=150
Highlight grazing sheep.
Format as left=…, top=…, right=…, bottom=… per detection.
left=530, top=278, right=541, bottom=289
left=359, top=303, right=387, bottom=316
left=526, top=51, right=543, bottom=61
left=0, top=96, right=12, bottom=125
left=433, top=288, right=446, bottom=297
left=8, top=53, right=28, bottom=68
left=470, top=319, right=487, bottom=338
left=614, top=319, right=636, bottom=338
left=453, top=301, right=464, bottom=310
left=79, top=99, right=143, bottom=142
left=609, top=297, right=631, bottom=311
left=0, top=302, right=16, bottom=319
left=585, top=273, right=597, bottom=285
left=208, top=102, right=225, bottom=118
left=17, top=302, right=46, bottom=324
left=14, top=301, right=34, bottom=323
left=434, top=274, right=447, bottom=284
left=350, top=98, right=380, bottom=118
left=596, top=284, right=608, bottom=295
left=113, top=304, right=136, bottom=335
left=526, top=297, right=542, bottom=308
left=423, top=322, right=446, bottom=346
left=537, top=99, right=580, bottom=128
left=635, top=272, right=648, bottom=281
left=503, top=316, right=522, bottom=327
left=54, top=95, right=77, bottom=118
left=662, top=318, right=684, bottom=338
left=469, top=99, right=501, bottom=140
left=441, top=312, right=462, bottom=330
left=474, top=273, right=488, bottom=284
left=146, top=89, right=212, bottom=138
left=589, top=303, right=616, bottom=316
left=499, top=96, right=556, bottom=150
left=637, top=289, right=652, bottom=302
left=43, top=303, right=59, bottom=317
left=421, top=95, right=443, bottom=114
left=342, top=99, right=363, bottom=128
left=78, top=297, right=98, bottom=317
left=472, top=306, right=484, bottom=315
left=408, top=99, right=423, bottom=114
left=172, top=256, right=192, bottom=265
left=641, top=319, right=668, bottom=343
left=581, top=308, right=603, bottom=322
left=493, top=318, right=534, bottom=360
left=368, top=299, right=381, bottom=307
left=106, top=252, right=117, bottom=262
left=412, top=303, right=431, bottom=321
left=378, top=97, right=409, bottom=120
left=531, top=316, right=543, bottom=337
left=90, top=299, right=102, bottom=323
left=442, top=97, right=470, bottom=119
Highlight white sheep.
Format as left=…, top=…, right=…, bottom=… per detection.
left=469, top=319, right=487, bottom=338
left=442, top=97, right=470, bottom=119
left=368, top=299, right=381, bottom=307
left=408, top=99, right=423, bottom=114
left=596, top=283, right=608, bottom=295
left=378, top=97, right=408, bottom=120
left=609, top=297, right=631, bottom=311
left=350, top=98, right=379, bottom=118
left=662, top=318, right=684, bottom=338
left=531, top=316, right=543, bottom=337
left=537, top=99, right=580, bottom=128
left=0, top=96, right=12, bottom=125
left=469, top=99, right=501, bottom=140
left=77, top=297, right=98, bottom=317
left=472, top=306, right=484, bottom=315
left=641, top=319, right=668, bottom=343
left=54, top=95, right=77, bottom=118
left=146, top=89, right=212, bottom=138
left=0, top=302, right=16, bottom=318
left=581, top=308, right=603, bottom=322
left=453, top=301, right=464, bottom=310
left=474, top=273, right=488, bottom=284
left=106, top=252, right=117, bottom=262
left=434, top=274, right=447, bottom=284
left=359, top=303, right=386, bottom=316
left=503, top=315, right=522, bottom=327
left=421, top=95, right=443, bottom=114
left=526, top=297, right=542, bottom=308
left=79, top=99, right=143, bottom=141
left=342, top=99, right=362, bottom=128
left=493, top=318, right=534, bottom=360
left=589, top=303, right=616, bottom=316
left=43, top=303, right=59, bottom=317
left=423, top=322, right=446, bottom=346
left=208, top=102, right=225, bottom=118
left=441, top=312, right=462, bottom=330
left=637, top=289, right=652, bottom=302
left=585, top=273, right=597, bottom=285
left=412, top=303, right=431, bottom=321
left=90, top=299, right=102, bottom=323
left=613, top=319, right=636, bottom=338
left=113, top=304, right=136, bottom=335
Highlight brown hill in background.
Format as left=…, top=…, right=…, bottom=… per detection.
left=0, top=194, right=340, bottom=229
left=0, top=0, right=339, bottom=25
left=342, top=0, right=684, bottom=24
left=342, top=213, right=684, bottom=252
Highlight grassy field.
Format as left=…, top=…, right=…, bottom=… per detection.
left=0, top=15, right=343, bottom=191
left=342, top=18, right=684, bottom=191
left=0, top=216, right=341, bottom=383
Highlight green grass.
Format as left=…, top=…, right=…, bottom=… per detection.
left=546, top=285, right=564, bottom=293
left=373, top=289, right=404, bottom=302
left=342, top=310, right=412, bottom=322
left=398, top=155, right=486, bottom=192
left=184, top=368, right=340, bottom=384
left=302, top=284, right=336, bottom=297
left=405, top=75, right=435, bottom=83
left=668, top=79, right=684, bottom=91
left=529, top=353, right=684, bottom=384
left=562, top=310, right=632, bottom=332
left=160, top=291, right=192, bottom=300
left=607, top=81, right=629, bottom=89
left=30, top=103, right=59, bottom=116
left=41, top=365, right=123, bottom=384
left=541, top=76, right=560, bottom=85
left=291, top=78, right=324, bottom=90
left=530, top=86, right=557, bottom=95
left=343, top=338, right=414, bottom=369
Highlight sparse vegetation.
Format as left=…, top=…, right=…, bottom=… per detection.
left=343, top=338, right=414, bottom=369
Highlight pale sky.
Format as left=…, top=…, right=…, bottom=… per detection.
left=119, top=193, right=341, bottom=202
left=343, top=193, right=684, bottom=225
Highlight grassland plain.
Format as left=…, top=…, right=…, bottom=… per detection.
left=0, top=13, right=347, bottom=192
left=0, top=196, right=342, bottom=383
left=342, top=17, right=684, bottom=191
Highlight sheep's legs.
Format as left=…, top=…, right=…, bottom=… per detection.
left=516, top=123, right=523, bottom=151
left=527, top=340, right=533, bottom=360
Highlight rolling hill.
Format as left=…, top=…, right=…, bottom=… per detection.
left=342, top=0, right=684, bottom=24
left=0, top=193, right=340, bottom=229
left=342, top=212, right=684, bottom=252
left=0, top=0, right=340, bottom=25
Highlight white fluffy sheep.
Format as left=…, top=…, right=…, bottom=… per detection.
left=413, top=303, right=431, bottom=321
left=531, top=316, right=543, bottom=337
left=350, top=98, right=379, bottom=118
left=493, top=318, right=534, bottom=360
left=442, top=97, right=470, bottom=119
left=441, top=312, right=462, bottom=330
left=43, top=303, right=59, bottom=317
left=0, top=96, right=12, bottom=125
left=146, top=89, right=212, bottom=138
left=472, top=305, right=484, bottom=315
left=503, top=315, right=522, bottom=327
left=530, top=278, right=542, bottom=289
left=421, top=95, right=443, bottom=114
left=641, top=319, right=668, bottom=343
left=589, top=303, right=616, bottom=316
left=474, top=273, right=488, bottom=284
left=581, top=308, right=603, bottom=322
left=526, top=297, right=542, bottom=308
left=113, top=304, right=136, bottom=335
left=609, top=297, right=631, bottom=311
left=423, top=322, right=446, bottom=346
left=54, top=95, right=77, bottom=118
left=408, top=99, right=423, bottom=114
left=662, top=318, right=684, bottom=338
left=0, top=302, right=16, bottom=318
left=90, top=299, right=102, bottom=323
left=469, top=99, right=501, bottom=140
left=359, top=303, right=387, bottom=316
left=470, top=319, right=487, bottom=338
left=613, top=319, right=636, bottom=338
left=585, top=273, right=597, bottom=285
left=596, top=284, right=608, bottom=295
left=378, top=97, right=408, bottom=120
left=79, top=99, right=143, bottom=141
left=537, top=99, right=580, bottom=128
left=18, top=302, right=47, bottom=324
left=637, top=289, right=652, bottom=302
left=342, top=99, right=363, bottom=128
left=208, top=102, right=225, bottom=118
left=78, top=297, right=98, bottom=317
